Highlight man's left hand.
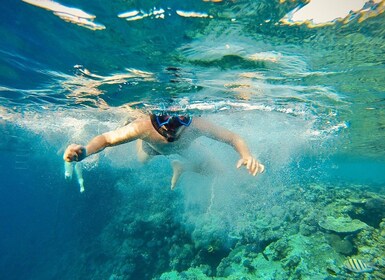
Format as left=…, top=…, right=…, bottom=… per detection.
left=236, top=156, right=265, bottom=176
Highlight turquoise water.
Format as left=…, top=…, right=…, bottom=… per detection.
left=1, top=0, right=385, bottom=279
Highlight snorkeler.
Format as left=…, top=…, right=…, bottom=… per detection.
left=63, top=113, right=265, bottom=190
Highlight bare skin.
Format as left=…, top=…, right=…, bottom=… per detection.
left=63, top=116, right=265, bottom=189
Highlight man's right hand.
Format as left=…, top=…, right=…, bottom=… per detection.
left=63, top=144, right=87, bottom=162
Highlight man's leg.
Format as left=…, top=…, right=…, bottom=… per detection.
left=185, top=143, right=226, bottom=177
left=170, top=156, right=219, bottom=190
left=136, top=139, right=159, bottom=163
left=136, top=140, right=180, bottom=190
left=171, top=160, right=185, bottom=190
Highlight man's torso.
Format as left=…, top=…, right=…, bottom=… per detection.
left=136, top=117, right=199, bottom=155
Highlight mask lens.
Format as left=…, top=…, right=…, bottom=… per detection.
left=156, top=115, right=171, bottom=127
left=156, top=115, right=191, bottom=127
left=177, top=116, right=191, bottom=126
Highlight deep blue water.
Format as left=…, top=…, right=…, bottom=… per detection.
left=1, top=0, right=385, bottom=279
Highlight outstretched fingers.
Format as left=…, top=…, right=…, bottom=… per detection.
left=236, top=158, right=244, bottom=169
left=253, top=162, right=265, bottom=176
left=237, top=157, right=265, bottom=176
left=258, top=163, right=265, bottom=174
left=246, top=157, right=253, bottom=170
left=251, top=159, right=258, bottom=176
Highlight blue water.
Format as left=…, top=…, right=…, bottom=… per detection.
left=1, top=0, right=385, bottom=279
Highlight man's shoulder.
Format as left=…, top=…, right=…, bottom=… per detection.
left=130, top=117, right=151, bottom=126
left=190, top=117, right=214, bottom=130
left=118, top=117, right=152, bottom=136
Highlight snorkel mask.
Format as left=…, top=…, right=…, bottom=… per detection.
left=155, top=115, right=192, bottom=129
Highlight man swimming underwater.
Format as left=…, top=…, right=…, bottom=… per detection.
left=63, top=113, right=265, bottom=190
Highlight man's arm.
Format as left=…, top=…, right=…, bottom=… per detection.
left=192, top=117, right=265, bottom=176
left=63, top=120, right=147, bottom=162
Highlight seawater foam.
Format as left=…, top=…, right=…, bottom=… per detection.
left=4, top=104, right=342, bottom=248
left=3, top=107, right=124, bottom=171
left=178, top=109, right=334, bottom=248
left=5, top=103, right=340, bottom=181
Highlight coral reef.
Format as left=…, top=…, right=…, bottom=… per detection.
left=319, top=216, right=368, bottom=234
left=155, top=183, right=385, bottom=279
left=70, top=171, right=385, bottom=279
